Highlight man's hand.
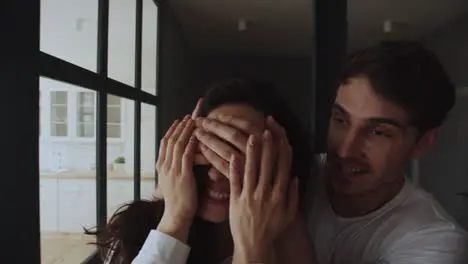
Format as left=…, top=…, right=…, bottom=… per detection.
left=228, top=117, right=299, bottom=263
left=275, top=214, right=317, bottom=264
left=194, top=114, right=262, bottom=177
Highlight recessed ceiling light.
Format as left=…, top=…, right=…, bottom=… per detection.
left=238, top=18, right=248, bottom=31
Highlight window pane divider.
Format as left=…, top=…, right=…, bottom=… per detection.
left=134, top=0, right=143, bottom=201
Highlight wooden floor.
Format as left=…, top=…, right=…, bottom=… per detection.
left=41, top=232, right=96, bottom=264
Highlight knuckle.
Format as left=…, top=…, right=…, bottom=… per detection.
left=222, top=148, right=234, bottom=160
left=253, top=192, right=264, bottom=202
left=161, top=164, right=170, bottom=175
left=174, top=141, right=184, bottom=152
left=210, top=120, right=220, bottom=129
left=182, top=151, right=191, bottom=161
left=160, top=137, right=168, bottom=146
left=167, top=137, right=176, bottom=147
left=272, top=192, right=284, bottom=204
left=229, top=129, right=242, bottom=142
left=221, top=159, right=229, bottom=170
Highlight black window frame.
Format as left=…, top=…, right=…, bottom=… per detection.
left=2, top=0, right=347, bottom=262
left=2, top=0, right=161, bottom=263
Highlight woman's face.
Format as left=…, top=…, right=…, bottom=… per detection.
left=197, top=103, right=266, bottom=223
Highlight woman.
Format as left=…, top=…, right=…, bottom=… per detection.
left=87, top=78, right=313, bottom=264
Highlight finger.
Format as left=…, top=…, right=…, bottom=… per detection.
left=194, top=154, right=209, bottom=165
left=172, top=118, right=195, bottom=169
left=181, top=135, right=198, bottom=173
left=244, top=135, right=260, bottom=194
left=266, top=116, right=287, bottom=143
left=191, top=98, right=204, bottom=119
left=216, top=114, right=263, bottom=136
left=256, top=130, right=274, bottom=195
left=165, top=116, right=190, bottom=168
left=229, top=155, right=241, bottom=198
left=199, top=143, right=229, bottom=178
left=195, top=118, right=250, bottom=153
left=156, top=119, right=180, bottom=169
left=286, top=177, right=299, bottom=220
left=208, top=166, right=222, bottom=179
left=195, top=128, right=241, bottom=161
left=273, top=137, right=293, bottom=197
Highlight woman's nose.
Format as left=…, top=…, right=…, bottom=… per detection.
left=208, top=167, right=223, bottom=181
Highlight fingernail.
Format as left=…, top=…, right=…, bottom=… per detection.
left=249, top=135, right=255, bottom=146
left=263, top=130, right=271, bottom=141
left=230, top=155, right=235, bottom=167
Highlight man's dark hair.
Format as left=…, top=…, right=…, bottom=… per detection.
left=339, top=41, right=455, bottom=133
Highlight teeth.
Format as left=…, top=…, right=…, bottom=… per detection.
left=208, top=190, right=230, bottom=200
left=345, top=168, right=366, bottom=174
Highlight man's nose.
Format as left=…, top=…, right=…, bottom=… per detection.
left=338, top=130, right=364, bottom=158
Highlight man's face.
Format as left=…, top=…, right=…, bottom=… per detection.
left=326, top=77, right=423, bottom=196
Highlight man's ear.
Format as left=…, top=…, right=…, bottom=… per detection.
left=412, top=128, right=440, bottom=158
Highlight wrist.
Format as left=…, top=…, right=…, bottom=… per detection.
left=157, top=213, right=193, bottom=243
left=233, top=243, right=271, bottom=264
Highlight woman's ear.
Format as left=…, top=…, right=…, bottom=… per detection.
left=412, top=128, right=440, bottom=158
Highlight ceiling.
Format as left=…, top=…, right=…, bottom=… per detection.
left=168, top=0, right=468, bottom=56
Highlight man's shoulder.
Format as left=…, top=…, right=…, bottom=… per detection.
left=380, top=186, right=468, bottom=263
left=379, top=183, right=466, bottom=243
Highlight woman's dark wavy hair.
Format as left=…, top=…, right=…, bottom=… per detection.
left=85, top=78, right=313, bottom=264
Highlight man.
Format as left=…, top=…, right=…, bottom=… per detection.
left=193, top=41, right=467, bottom=263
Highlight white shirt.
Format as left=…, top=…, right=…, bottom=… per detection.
left=130, top=171, right=468, bottom=264
left=307, top=177, right=468, bottom=264
left=131, top=230, right=190, bottom=264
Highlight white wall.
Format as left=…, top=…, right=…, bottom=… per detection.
left=40, top=177, right=156, bottom=232
left=419, top=15, right=468, bottom=229
left=39, top=0, right=159, bottom=233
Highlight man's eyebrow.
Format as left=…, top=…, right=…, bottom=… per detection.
left=368, top=118, right=405, bottom=130
left=331, top=104, right=349, bottom=117
left=332, top=103, right=406, bottom=131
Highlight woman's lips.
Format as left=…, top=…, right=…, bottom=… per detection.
left=204, top=181, right=230, bottom=201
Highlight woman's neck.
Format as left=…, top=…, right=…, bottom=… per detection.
left=190, top=220, right=233, bottom=264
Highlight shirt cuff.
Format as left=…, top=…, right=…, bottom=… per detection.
left=136, top=230, right=191, bottom=264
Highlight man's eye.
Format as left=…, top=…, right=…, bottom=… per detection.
left=371, top=129, right=392, bottom=138
left=332, top=115, right=346, bottom=124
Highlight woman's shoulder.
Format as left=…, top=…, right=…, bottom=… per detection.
left=100, top=199, right=165, bottom=263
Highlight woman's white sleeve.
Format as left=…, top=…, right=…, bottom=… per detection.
left=131, top=230, right=191, bottom=264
